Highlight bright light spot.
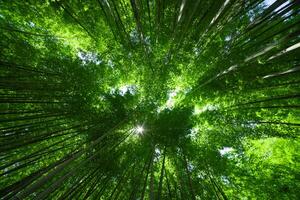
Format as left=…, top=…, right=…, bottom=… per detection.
left=166, top=88, right=180, bottom=109
left=107, top=59, right=114, bottom=68
left=219, top=147, right=233, bottom=156
left=221, top=176, right=230, bottom=184
left=187, top=163, right=194, bottom=172
left=166, top=99, right=175, bottom=108
left=154, top=148, right=161, bottom=161
left=193, top=47, right=200, bottom=56
left=136, top=126, right=144, bottom=133
left=197, top=171, right=206, bottom=179
left=193, top=104, right=217, bottom=115
left=78, top=51, right=102, bottom=65
left=242, top=121, right=258, bottom=128
left=225, top=35, right=231, bottom=41
left=130, top=29, right=140, bottom=44
left=110, top=85, right=137, bottom=96
left=188, top=127, right=199, bottom=140
left=156, top=106, right=163, bottom=113
left=264, top=0, right=276, bottom=6
left=264, top=0, right=289, bottom=14
left=157, top=89, right=180, bottom=111
left=28, top=21, right=35, bottom=27
left=119, top=85, right=137, bottom=96
left=134, top=125, right=144, bottom=135
left=119, top=86, right=128, bottom=95
left=144, top=36, right=151, bottom=45
left=155, top=148, right=161, bottom=155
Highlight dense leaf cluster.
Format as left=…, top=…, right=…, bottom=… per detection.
left=0, top=0, right=299, bottom=199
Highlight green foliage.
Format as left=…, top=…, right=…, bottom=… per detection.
left=0, top=0, right=299, bottom=199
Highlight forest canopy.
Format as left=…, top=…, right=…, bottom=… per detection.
left=0, top=0, right=300, bottom=199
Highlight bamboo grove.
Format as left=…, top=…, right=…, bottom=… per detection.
left=0, top=0, right=299, bottom=199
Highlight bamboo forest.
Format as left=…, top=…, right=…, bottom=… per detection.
left=0, top=0, right=300, bottom=199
